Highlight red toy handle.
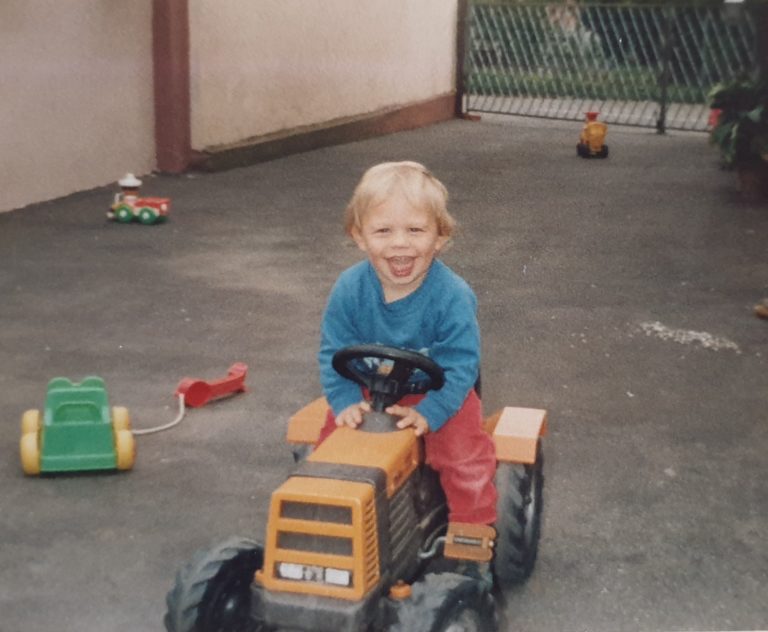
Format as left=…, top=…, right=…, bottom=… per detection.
left=175, top=363, right=248, bottom=408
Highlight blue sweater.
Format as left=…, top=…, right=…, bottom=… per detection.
left=319, top=259, right=480, bottom=432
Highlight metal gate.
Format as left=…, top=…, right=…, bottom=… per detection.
left=463, top=1, right=758, bottom=131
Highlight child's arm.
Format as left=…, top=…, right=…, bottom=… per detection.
left=318, top=273, right=367, bottom=415
left=413, top=280, right=481, bottom=432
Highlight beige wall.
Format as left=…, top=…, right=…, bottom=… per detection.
left=1, top=1, right=458, bottom=213
left=0, top=1, right=155, bottom=213
left=189, top=0, right=458, bottom=150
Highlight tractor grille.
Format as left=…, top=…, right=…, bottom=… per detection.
left=387, top=477, right=420, bottom=582
left=281, top=501, right=352, bottom=524
left=278, top=532, right=353, bottom=556
left=361, top=496, right=379, bottom=589
left=261, top=477, right=380, bottom=601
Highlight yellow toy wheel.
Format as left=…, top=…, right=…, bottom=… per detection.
left=115, top=429, right=136, bottom=470
left=112, top=406, right=131, bottom=431
left=20, top=432, right=41, bottom=475
left=21, top=409, right=41, bottom=434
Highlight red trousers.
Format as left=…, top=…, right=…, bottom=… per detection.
left=317, top=390, right=498, bottom=524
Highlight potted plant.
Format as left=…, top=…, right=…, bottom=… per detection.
left=708, top=78, right=768, bottom=199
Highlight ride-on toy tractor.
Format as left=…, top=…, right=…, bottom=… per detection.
left=164, top=345, right=546, bottom=632
left=577, top=111, right=609, bottom=158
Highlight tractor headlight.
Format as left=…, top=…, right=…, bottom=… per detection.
left=324, top=567, right=351, bottom=586
left=277, top=563, right=351, bottom=587
left=277, top=562, right=305, bottom=581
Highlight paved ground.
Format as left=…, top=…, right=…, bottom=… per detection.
left=1, top=115, right=766, bottom=632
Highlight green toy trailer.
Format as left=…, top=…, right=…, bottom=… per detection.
left=20, top=376, right=135, bottom=475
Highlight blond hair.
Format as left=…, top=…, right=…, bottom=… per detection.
left=344, top=161, right=456, bottom=238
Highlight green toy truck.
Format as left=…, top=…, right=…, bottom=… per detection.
left=20, top=376, right=136, bottom=475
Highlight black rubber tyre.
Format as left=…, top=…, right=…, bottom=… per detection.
left=598, top=144, right=609, bottom=158
left=291, top=443, right=313, bottom=463
left=388, top=572, right=497, bottom=632
left=164, top=537, right=268, bottom=632
left=492, top=442, right=544, bottom=589
left=577, top=143, right=589, bottom=158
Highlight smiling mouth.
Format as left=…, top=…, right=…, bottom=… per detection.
left=388, top=256, right=415, bottom=278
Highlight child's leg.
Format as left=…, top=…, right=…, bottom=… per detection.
left=316, top=408, right=338, bottom=445
left=424, top=390, right=498, bottom=525
left=318, top=390, right=498, bottom=524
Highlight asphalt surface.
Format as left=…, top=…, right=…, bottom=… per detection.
left=1, top=115, right=767, bottom=632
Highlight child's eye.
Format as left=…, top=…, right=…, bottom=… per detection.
left=409, top=227, right=425, bottom=233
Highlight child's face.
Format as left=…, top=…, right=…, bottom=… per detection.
left=352, top=192, right=448, bottom=302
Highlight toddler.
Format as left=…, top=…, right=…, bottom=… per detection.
left=317, top=161, right=498, bottom=549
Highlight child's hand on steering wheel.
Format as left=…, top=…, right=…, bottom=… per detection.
left=335, top=401, right=371, bottom=429
left=387, top=405, right=430, bottom=436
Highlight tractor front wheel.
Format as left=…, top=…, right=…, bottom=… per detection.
left=388, top=572, right=496, bottom=632
left=164, top=537, right=268, bottom=632
left=492, top=442, right=544, bottom=589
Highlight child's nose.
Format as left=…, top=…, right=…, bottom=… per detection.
left=391, top=229, right=410, bottom=246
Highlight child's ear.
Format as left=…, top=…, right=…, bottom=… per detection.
left=350, top=227, right=367, bottom=252
left=435, top=234, right=450, bottom=253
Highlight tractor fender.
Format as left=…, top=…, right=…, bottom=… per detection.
left=286, top=396, right=328, bottom=445
left=484, top=407, right=547, bottom=464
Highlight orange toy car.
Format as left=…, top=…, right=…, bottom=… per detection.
left=577, top=111, right=609, bottom=158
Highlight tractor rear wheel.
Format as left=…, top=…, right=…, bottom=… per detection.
left=165, top=537, right=268, bottom=632
left=388, top=572, right=496, bottom=632
left=492, top=442, right=543, bottom=589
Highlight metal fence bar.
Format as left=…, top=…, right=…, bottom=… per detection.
left=464, top=1, right=757, bottom=132
left=657, top=6, right=672, bottom=133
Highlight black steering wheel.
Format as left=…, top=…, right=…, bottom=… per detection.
left=332, top=344, right=444, bottom=412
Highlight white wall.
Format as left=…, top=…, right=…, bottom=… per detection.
left=189, top=0, right=458, bottom=150
left=0, top=1, right=459, bottom=213
left=0, top=1, right=155, bottom=213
